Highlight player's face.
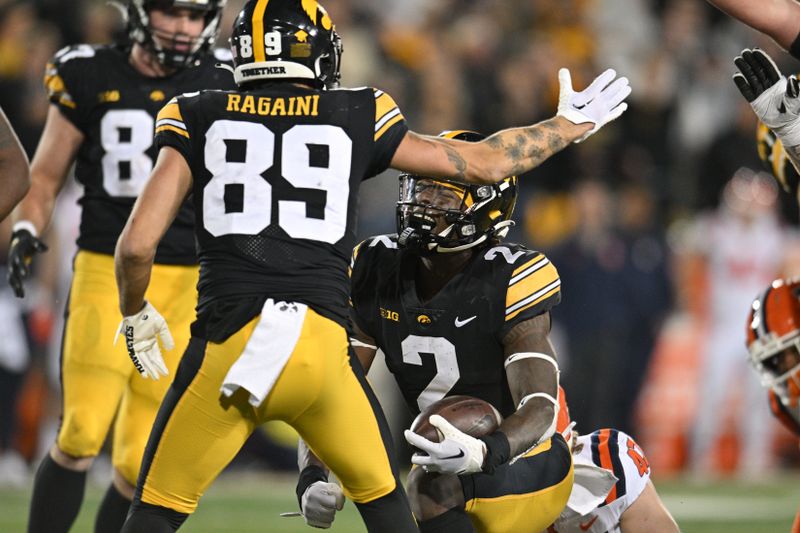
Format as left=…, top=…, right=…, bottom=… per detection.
left=765, top=346, right=800, bottom=406
left=149, top=7, right=206, bottom=54
left=411, top=179, right=464, bottom=234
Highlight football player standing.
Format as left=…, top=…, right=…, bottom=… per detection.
left=112, top=0, right=631, bottom=530
left=6, top=1, right=232, bottom=532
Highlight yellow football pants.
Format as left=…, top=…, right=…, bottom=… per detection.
left=138, top=306, right=399, bottom=514
left=57, top=250, right=197, bottom=485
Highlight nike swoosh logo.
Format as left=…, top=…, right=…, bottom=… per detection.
left=441, top=450, right=465, bottom=460
left=454, top=316, right=477, bottom=327
left=579, top=515, right=598, bottom=531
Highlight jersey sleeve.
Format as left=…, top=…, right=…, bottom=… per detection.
left=154, top=97, right=192, bottom=162
left=368, top=88, right=408, bottom=176
left=590, top=429, right=651, bottom=509
left=500, top=250, right=561, bottom=336
left=349, top=238, right=376, bottom=338
left=43, top=45, right=98, bottom=131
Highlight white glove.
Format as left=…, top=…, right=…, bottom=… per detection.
left=114, top=301, right=173, bottom=380
left=557, top=68, right=631, bottom=143
left=733, top=48, right=800, bottom=146
left=301, top=481, right=344, bottom=529
left=404, top=415, right=487, bottom=475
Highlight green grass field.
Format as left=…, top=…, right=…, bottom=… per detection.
left=2, top=471, right=799, bottom=532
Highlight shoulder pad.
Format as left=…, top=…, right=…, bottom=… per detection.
left=52, top=44, right=97, bottom=65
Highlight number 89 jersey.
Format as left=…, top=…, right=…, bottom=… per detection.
left=44, top=44, right=235, bottom=264
left=350, top=235, right=562, bottom=417
left=154, top=86, right=408, bottom=330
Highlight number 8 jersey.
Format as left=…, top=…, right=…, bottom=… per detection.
left=154, top=85, right=408, bottom=333
left=45, top=44, right=235, bottom=264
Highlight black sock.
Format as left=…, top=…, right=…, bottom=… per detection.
left=121, top=501, right=188, bottom=533
left=27, top=454, right=87, bottom=533
left=354, top=486, right=418, bottom=533
left=419, top=506, right=475, bottom=533
left=95, top=483, right=132, bottom=533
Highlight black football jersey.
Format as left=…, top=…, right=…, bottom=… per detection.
left=154, top=86, right=408, bottom=333
left=350, top=235, right=562, bottom=418
left=44, top=44, right=236, bottom=264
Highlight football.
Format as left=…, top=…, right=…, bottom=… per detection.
left=410, top=395, right=502, bottom=444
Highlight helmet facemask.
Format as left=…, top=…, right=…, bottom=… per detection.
left=126, top=0, right=225, bottom=69
left=749, top=336, right=800, bottom=407
left=396, top=175, right=515, bottom=254
left=747, top=279, right=800, bottom=408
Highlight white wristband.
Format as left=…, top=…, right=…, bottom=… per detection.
left=12, top=220, right=38, bottom=238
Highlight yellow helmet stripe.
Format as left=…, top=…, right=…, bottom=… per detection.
left=253, top=0, right=271, bottom=63
left=439, top=130, right=473, bottom=140
left=301, top=0, right=319, bottom=24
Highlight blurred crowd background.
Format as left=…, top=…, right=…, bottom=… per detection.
left=2, top=0, right=800, bottom=489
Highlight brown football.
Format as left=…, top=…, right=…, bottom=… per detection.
left=410, top=395, right=502, bottom=444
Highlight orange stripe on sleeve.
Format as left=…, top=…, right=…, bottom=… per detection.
left=597, top=429, right=617, bottom=504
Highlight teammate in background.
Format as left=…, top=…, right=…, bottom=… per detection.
left=6, top=1, right=232, bottom=532
left=113, top=0, right=631, bottom=529
left=746, top=278, right=800, bottom=533
left=0, top=106, right=29, bottom=222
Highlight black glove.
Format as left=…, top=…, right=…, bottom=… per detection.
left=7, top=228, right=47, bottom=298
left=733, top=48, right=782, bottom=103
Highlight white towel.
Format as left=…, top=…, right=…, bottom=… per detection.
left=564, top=453, right=619, bottom=516
left=220, top=299, right=307, bottom=407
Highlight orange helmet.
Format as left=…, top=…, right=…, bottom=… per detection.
left=746, top=278, right=800, bottom=407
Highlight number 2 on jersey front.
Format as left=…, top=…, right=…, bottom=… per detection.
left=402, top=335, right=461, bottom=411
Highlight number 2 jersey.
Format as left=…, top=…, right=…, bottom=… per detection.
left=153, top=86, right=408, bottom=338
left=350, top=234, right=562, bottom=417
left=45, top=44, right=236, bottom=264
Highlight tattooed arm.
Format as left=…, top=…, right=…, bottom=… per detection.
left=0, top=107, right=29, bottom=222
left=391, top=117, right=587, bottom=185
left=391, top=68, right=630, bottom=185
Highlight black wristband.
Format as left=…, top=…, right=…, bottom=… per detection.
left=296, top=465, right=328, bottom=509
left=479, top=431, right=511, bottom=475
left=791, top=31, right=800, bottom=60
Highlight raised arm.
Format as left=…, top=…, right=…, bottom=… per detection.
left=391, top=68, right=630, bottom=185
left=707, top=0, right=800, bottom=51
left=0, top=107, right=29, bottom=222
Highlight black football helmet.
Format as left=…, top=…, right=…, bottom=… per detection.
left=126, top=0, right=225, bottom=68
left=229, top=0, right=342, bottom=89
left=397, top=130, right=518, bottom=254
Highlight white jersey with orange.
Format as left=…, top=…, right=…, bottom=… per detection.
left=547, top=429, right=651, bottom=533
